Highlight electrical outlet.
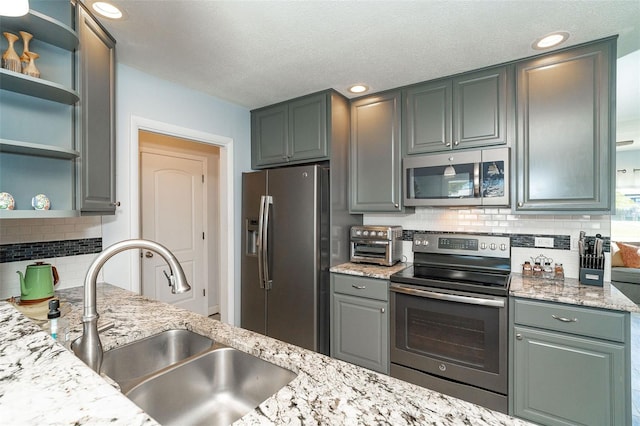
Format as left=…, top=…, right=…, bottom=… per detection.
left=535, top=237, right=554, bottom=248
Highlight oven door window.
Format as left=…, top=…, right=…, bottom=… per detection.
left=353, top=242, right=388, bottom=259
left=395, top=291, right=501, bottom=374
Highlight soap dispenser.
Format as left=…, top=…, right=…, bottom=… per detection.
left=47, top=299, right=68, bottom=345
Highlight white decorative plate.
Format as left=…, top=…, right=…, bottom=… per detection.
left=32, top=194, right=50, bottom=210
left=0, top=192, right=15, bottom=210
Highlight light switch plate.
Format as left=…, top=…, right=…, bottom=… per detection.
left=534, top=237, right=554, bottom=248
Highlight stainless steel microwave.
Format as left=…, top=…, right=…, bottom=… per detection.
left=404, top=147, right=509, bottom=207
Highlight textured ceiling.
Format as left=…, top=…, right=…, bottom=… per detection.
left=86, top=0, right=640, bottom=112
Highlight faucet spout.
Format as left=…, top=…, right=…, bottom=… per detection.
left=73, top=239, right=191, bottom=372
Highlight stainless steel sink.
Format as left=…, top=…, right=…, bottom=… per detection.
left=126, top=347, right=297, bottom=426
left=101, top=329, right=215, bottom=393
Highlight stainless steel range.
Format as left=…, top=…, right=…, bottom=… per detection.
left=389, top=233, right=511, bottom=413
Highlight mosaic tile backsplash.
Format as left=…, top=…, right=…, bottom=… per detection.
left=0, top=238, right=102, bottom=263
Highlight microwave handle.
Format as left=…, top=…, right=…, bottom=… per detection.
left=474, top=162, right=480, bottom=198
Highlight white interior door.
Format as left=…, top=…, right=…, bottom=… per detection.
left=140, top=149, right=207, bottom=315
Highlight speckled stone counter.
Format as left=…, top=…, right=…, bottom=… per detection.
left=510, top=274, right=640, bottom=313
left=0, top=283, right=530, bottom=425
left=330, top=261, right=410, bottom=280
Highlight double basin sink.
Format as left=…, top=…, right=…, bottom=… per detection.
left=99, top=329, right=297, bottom=425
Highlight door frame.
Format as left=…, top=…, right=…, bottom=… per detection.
left=128, top=115, right=235, bottom=324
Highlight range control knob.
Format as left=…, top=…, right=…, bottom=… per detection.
left=355, top=230, right=362, bottom=236
left=480, top=243, right=487, bottom=250
left=378, top=231, right=384, bottom=237
left=363, top=231, right=369, bottom=236
left=500, top=243, right=507, bottom=251
left=414, top=240, right=422, bottom=246
left=489, top=243, right=497, bottom=250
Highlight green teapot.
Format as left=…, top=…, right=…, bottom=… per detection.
left=17, top=262, right=59, bottom=301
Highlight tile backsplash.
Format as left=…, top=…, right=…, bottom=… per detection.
left=0, top=208, right=615, bottom=299
left=0, top=217, right=102, bottom=299
left=364, top=207, right=611, bottom=280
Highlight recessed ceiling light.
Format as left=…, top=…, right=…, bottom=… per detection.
left=349, top=84, right=369, bottom=94
left=532, top=31, right=570, bottom=50
left=92, top=2, right=122, bottom=19
left=0, top=0, right=29, bottom=17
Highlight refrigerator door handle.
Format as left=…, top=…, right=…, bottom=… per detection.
left=262, top=195, right=273, bottom=290
left=257, top=195, right=267, bottom=289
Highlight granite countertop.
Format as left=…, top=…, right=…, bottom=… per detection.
left=510, top=274, right=640, bottom=313
left=0, top=283, right=529, bottom=425
left=330, top=261, right=410, bottom=280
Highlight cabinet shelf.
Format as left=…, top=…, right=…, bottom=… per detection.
left=0, top=139, right=79, bottom=159
left=0, top=9, right=78, bottom=51
left=0, top=209, right=80, bottom=219
left=0, top=68, right=79, bottom=104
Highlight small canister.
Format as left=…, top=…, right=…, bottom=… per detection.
left=522, top=261, right=533, bottom=276
left=554, top=263, right=564, bottom=280
left=533, top=262, right=543, bottom=277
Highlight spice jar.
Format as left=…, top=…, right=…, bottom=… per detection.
left=543, top=262, right=554, bottom=279
left=533, top=262, right=543, bottom=277
left=554, top=263, right=564, bottom=280
left=522, top=261, right=533, bottom=276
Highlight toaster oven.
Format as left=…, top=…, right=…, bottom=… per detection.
left=350, top=225, right=403, bottom=266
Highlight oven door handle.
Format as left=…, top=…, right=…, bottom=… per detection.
left=390, top=284, right=505, bottom=308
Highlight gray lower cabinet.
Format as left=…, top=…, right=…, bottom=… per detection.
left=349, top=91, right=404, bottom=213
left=403, top=66, right=510, bottom=155
left=77, top=3, right=116, bottom=214
left=510, top=298, right=630, bottom=426
left=515, top=38, right=615, bottom=212
left=251, top=91, right=329, bottom=168
left=330, top=273, right=389, bottom=374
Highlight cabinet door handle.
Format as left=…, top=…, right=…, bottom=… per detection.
left=517, top=202, right=523, bottom=207
left=516, top=333, right=523, bottom=340
left=394, top=203, right=399, bottom=208
left=444, top=142, right=451, bottom=147
left=552, top=314, right=578, bottom=323
left=111, top=201, right=121, bottom=207
left=380, top=308, right=385, bottom=313
left=352, top=284, right=366, bottom=289
left=453, top=140, right=459, bottom=146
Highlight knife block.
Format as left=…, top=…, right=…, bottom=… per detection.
left=579, top=268, right=604, bottom=286
left=579, top=254, right=604, bottom=286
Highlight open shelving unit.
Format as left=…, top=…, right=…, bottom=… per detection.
left=0, top=5, right=80, bottom=218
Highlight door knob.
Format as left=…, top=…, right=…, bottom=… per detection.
left=145, top=251, right=154, bottom=258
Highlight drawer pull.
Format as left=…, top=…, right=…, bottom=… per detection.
left=352, top=284, right=366, bottom=290
left=552, top=314, right=578, bottom=323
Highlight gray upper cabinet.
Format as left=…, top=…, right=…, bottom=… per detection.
left=350, top=91, right=404, bottom=213
left=0, top=2, right=115, bottom=218
left=404, top=66, right=510, bottom=155
left=252, top=91, right=328, bottom=168
left=77, top=3, right=116, bottom=214
left=515, top=38, right=615, bottom=212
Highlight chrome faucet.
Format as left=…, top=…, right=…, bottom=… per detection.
left=73, top=239, right=191, bottom=372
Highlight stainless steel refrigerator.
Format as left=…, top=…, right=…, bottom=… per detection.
left=241, top=164, right=331, bottom=354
